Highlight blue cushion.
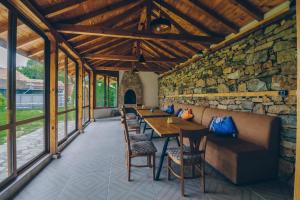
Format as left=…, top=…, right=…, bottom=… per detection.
left=209, top=116, right=237, bottom=137
left=175, top=108, right=182, bottom=116
left=165, top=105, right=174, bottom=114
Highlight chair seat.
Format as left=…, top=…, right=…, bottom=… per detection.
left=126, top=113, right=137, bottom=120
left=167, top=147, right=203, bottom=165
left=129, top=133, right=149, bottom=142
left=128, top=123, right=140, bottom=130
left=131, top=141, right=157, bottom=155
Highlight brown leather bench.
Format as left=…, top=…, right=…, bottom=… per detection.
left=167, top=103, right=281, bottom=184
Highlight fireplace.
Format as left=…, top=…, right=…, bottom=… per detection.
left=119, top=71, right=143, bottom=106
left=124, top=90, right=136, bottom=104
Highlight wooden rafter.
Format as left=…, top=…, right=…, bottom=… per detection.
left=84, top=54, right=184, bottom=63
left=230, top=0, right=264, bottom=21
left=189, top=0, right=239, bottom=33
left=58, top=0, right=140, bottom=24
left=43, top=0, right=88, bottom=18
left=143, top=40, right=181, bottom=58
left=94, top=65, right=164, bottom=72
left=153, top=0, right=224, bottom=38
left=56, top=24, right=220, bottom=44
left=80, top=38, right=126, bottom=55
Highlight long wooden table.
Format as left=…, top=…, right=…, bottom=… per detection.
left=144, top=117, right=209, bottom=180
left=136, top=109, right=170, bottom=118
left=136, top=109, right=171, bottom=133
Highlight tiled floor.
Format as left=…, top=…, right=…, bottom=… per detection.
left=14, top=117, right=293, bottom=200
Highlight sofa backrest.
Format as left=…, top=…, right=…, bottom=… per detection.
left=201, top=108, right=280, bottom=150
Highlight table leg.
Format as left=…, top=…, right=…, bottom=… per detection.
left=155, top=137, right=170, bottom=180
left=143, top=122, right=147, bottom=133
left=150, top=129, right=154, bottom=140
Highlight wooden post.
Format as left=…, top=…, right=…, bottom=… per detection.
left=48, top=35, right=59, bottom=156
left=90, top=70, right=95, bottom=121
left=294, top=0, right=300, bottom=199
left=77, top=60, right=83, bottom=132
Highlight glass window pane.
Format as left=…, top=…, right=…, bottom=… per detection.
left=83, top=70, right=89, bottom=107
left=96, top=75, right=105, bottom=107
left=16, top=119, right=45, bottom=169
left=84, top=107, right=89, bottom=123
left=0, top=130, right=10, bottom=182
left=0, top=4, right=8, bottom=126
left=16, top=19, right=45, bottom=121
left=67, top=111, right=76, bottom=134
left=108, top=77, right=117, bottom=107
left=58, top=113, right=66, bottom=142
left=57, top=50, right=66, bottom=112
left=67, top=59, right=76, bottom=110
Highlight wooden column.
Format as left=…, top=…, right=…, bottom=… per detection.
left=90, top=70, right=95, bottom=121
left=294, top=0, right=300, bottom=199
left=48, top=36, right=58, bottom=156
left=77, top=60, right=83, bottom=132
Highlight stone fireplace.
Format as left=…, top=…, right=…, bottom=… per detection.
left=119, top=71, right=143, bottom=106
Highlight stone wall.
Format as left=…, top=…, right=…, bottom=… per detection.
left=159, top=15, right=297, bottom=178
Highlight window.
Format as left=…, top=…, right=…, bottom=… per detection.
left=82, top=69, right=90, bottom=124
left=108, top=77, right=118, bottom=107
left=0, top=4, right=10, bottom=183
left=57, top=49, right=77, bottom=144
left=95, top=74, right=105, bottom=107
left=95, top=74, right=118, bottom=108
left=0, top=3, right=49, bottom=186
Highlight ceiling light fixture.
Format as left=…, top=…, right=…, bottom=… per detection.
left=150, top=1, right=171, bottom=34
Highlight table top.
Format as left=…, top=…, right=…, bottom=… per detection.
left=136, top=109, right=170, bottom=118
left=144, top=117, right=209, bottom=137
left=134, top=106, right=157, bottom=110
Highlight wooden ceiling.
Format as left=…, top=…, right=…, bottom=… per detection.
left=1, top=0, right=289, bottom=73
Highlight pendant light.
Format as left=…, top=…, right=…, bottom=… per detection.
left=150, top=1, right=171, bottom=34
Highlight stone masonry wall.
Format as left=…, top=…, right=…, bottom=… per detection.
left=159, top=15, right=297, bottom=178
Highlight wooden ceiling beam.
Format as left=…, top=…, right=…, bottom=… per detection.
left=84, top=39, right=132, bottom=56
left=84, top=54, right=184, bottom=63
left=43, top=0, right=88, bottom=18
left=56, top=24, right=220, bottom=44
left=230, top=0, right=264, bottom=21
left=143, top=40, right=181, bottom=58
left=189, top=0, right=239, bottom=33
left=94, top=65, right=164, bottom=72
left=153, top=0, right=224, bottom=38
left=79, top=38, right=125, bottom=55
left=58, top=0, right=140, bottom=24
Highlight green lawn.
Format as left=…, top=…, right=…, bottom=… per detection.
left=0, top=109, right=44, bottom=145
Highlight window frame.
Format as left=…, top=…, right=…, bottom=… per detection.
left=82, top=67, right=90, bottom=125
left=0, top=2, right=50, bottom=189
left=94, top=71, right=119, bottom=109
left=56, top=47, right=78, bottom=145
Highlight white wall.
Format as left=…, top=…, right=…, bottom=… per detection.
left=119, top=71, right=159, bottom=107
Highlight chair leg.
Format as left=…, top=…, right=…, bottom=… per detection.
left=192, top=164, right=195, bottom=178
left=147, top=155, right=151, bottom=167
left=128, top=157, right=131, bottom=181
left=152, top=153, right=156, bottom=180
left=167, top=156, right=171, bottom=181
left=180, top=164, right=185, bottom=197
left=201, top=160, right=205, bottom=193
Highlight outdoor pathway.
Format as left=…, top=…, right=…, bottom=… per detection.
left=13, top=118, right=293, bottom=200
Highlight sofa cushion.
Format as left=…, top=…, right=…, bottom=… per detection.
left=209, top=116, right=237, bottom=137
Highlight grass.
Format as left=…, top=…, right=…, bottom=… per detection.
left=0, top=109, right=76, bottom=145
left=0, top=109, right=44, bottom=145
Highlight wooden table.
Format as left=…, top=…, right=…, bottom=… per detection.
left=136, top=109, right=170, bottom=118
left=136, top=109, right=171, bottom=133
left=134, top=106, right=157, bottom=110
left=144, top=117, right=209, bottom=180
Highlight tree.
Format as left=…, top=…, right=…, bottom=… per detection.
left=17, top=59, right=44, bottom=79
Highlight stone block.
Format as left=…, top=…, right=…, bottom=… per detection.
left=227, top=70, right=241, bottom=80
left=268, top=105, right=294, bottom=114
left=246, top=79, right=267, bottom=91
left=217, top=84, right=229, bottom=93
left=277, top=50, right=296, bottom=64
left=254, top=41, right=274, bottom=52
left=253, top=104, right=265, bottom=114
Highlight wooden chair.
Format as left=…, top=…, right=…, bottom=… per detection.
left=121, top=118, right=149, bottom=142
left=121, top=112, right=157, bottom=181
left=167, top=129, right=208, bottom=196
left=120, top=106, right=141, bottom=134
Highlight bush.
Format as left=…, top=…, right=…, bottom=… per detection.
left=0, top=93, right=6, bottom=111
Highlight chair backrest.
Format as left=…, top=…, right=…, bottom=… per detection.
left=120, top=107, right=131, bottom=152
left=179, top=129, right=208, bottom=163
